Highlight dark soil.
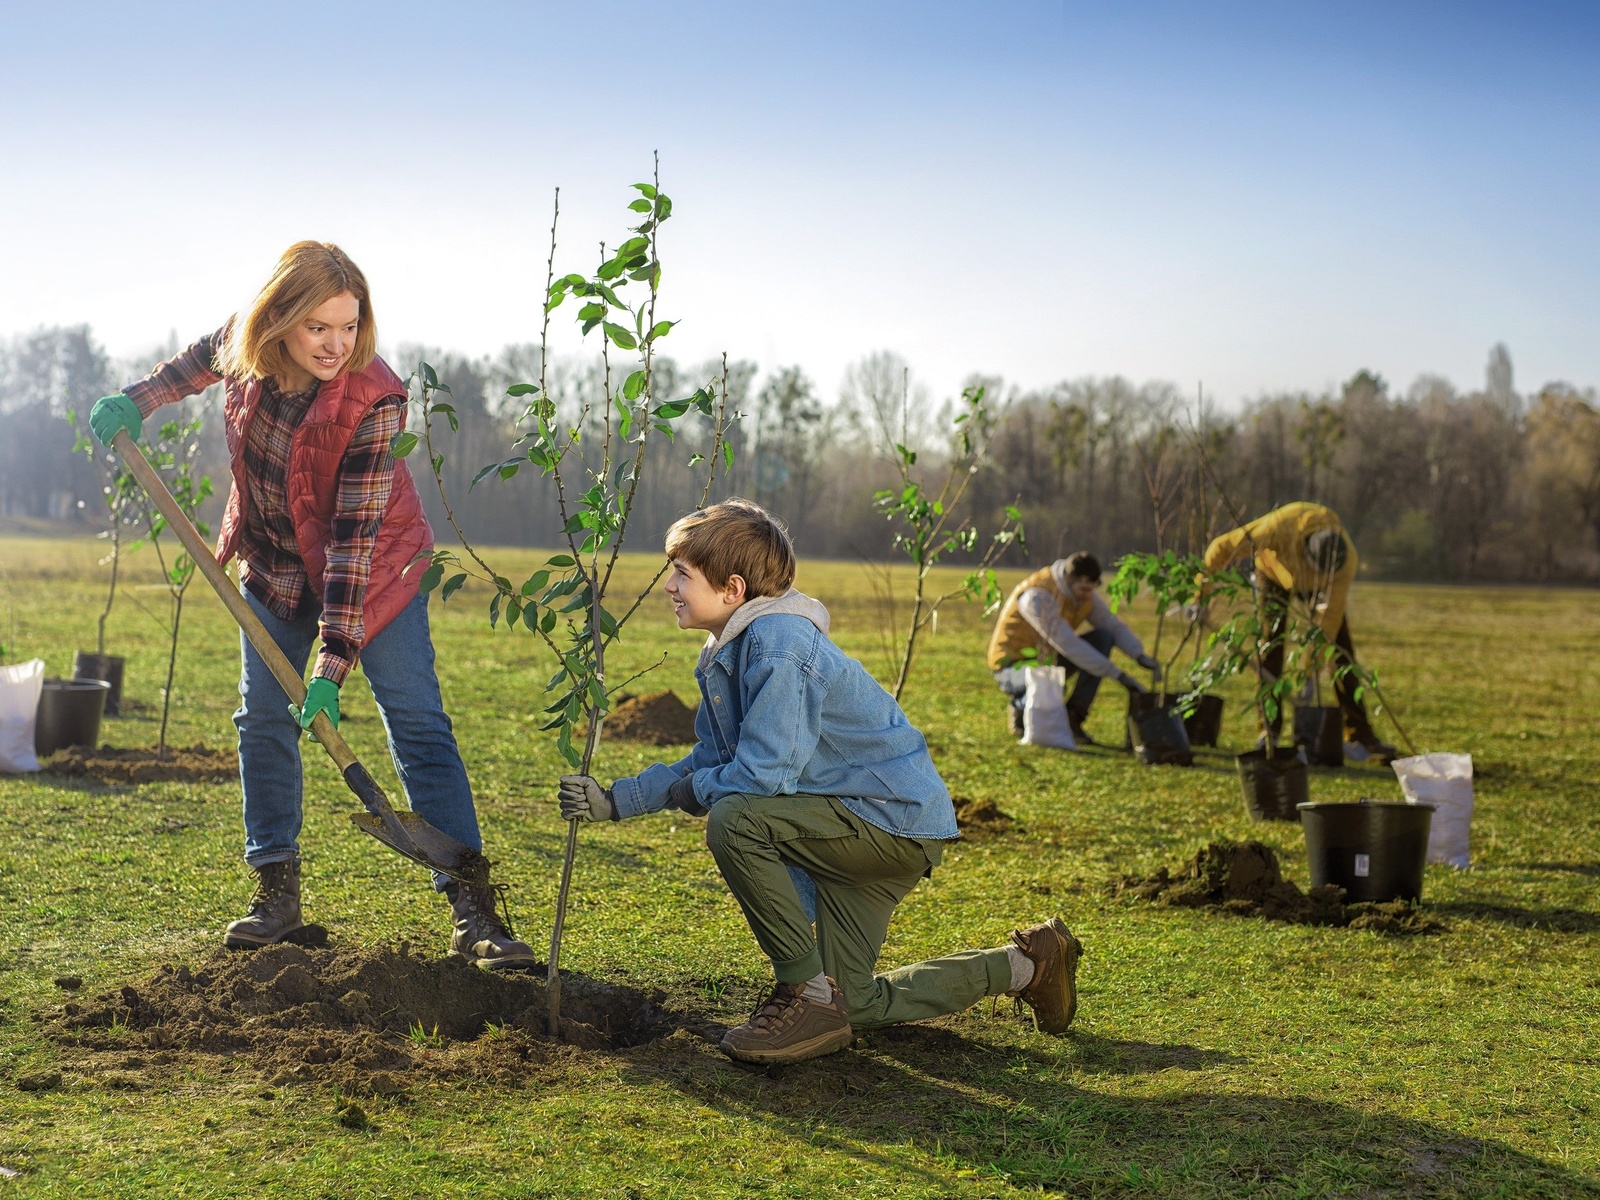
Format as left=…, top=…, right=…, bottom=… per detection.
left=1111, top=841, right=1445, bottom=934
left=46, top=942, right=688, bottom=1094
left=603, top=690, right=699, bottom=745
left=953, top=795, right=1014, bottom=837
left=40, top=743, right=237, bottom=785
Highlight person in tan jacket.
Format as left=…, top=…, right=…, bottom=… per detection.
left=1202, top=502, right=1396, bottom=762
left=987, top=552, right=1159, bottom=742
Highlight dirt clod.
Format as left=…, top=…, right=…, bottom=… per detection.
left=41, top=743, right=237, bottom=785
left=47, top=943, right=679, bottom=1090
left=53, top=977, right=82, bottom=991
left=953, top=796, right=1014, bottom=837
left=604, top=691, right=699, bottom=745
left=1112, top=840, right=1443, bottom=933
left=16, top=1070, right=62, bottom=1093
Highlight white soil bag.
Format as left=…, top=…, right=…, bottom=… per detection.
left=0, top=658, right=45, bottom=774
left=1021, top=665, right=1077, bottom=750
left=1392, top=752, right=1472, bottom=868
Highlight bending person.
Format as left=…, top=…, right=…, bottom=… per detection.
left=558, top=500, right=1083, bottom=1066
left=1202, top=501, right=1396, bottom=763
left=89, top=241, right=533, bottom=967
left=986, top=552, right=1159, bottom=742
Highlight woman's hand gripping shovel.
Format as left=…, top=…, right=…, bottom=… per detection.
left=111, top=429, right=488, bottom=885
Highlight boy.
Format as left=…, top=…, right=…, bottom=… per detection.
left=987, top=551, right=1160, bottom=742
left=558, top=500, right=1083, bottom=1065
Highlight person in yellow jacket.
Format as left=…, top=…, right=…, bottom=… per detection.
left=1202, top=502, right=1396, bottom=762
left=987, top=552, right=1159, bottom=742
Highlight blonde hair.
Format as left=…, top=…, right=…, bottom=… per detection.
left=665, top=499, right=796, bottom=597
left=219, top=241, right=377, bottom=381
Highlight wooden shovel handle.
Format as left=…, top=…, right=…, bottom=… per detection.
left=111, top=428, right=356, bottom=771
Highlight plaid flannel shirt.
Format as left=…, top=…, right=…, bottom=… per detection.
left=124, top=327, right=403, bottom=685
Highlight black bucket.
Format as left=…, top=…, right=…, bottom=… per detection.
left=1236, top=747, right=1308, bottom=821
left=71, top=651, right=125, bottom=717
left=1126, top=693, right=1193, bottom=766
left=1299, top=800, right=1435, bottom=903
left=35, top=677, right=111, bottom=757
left=1294, top=705, right=1343, bottom=767
left=1183, top=694, right=1225, bottom=747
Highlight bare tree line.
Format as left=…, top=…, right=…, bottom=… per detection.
left=4, top=326, right=1599, bottom=584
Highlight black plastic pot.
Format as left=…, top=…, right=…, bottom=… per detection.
left=1183, top=694, right=1225, bottom=747
left=1298, top=799, right=1435, bottom=903
left=71, top=651, right=125, bottom=717
left=1236, top=746, right=1308, bottom=821
left=1126, top=693, right=1193, bottom=766
left=35, top=678, right=111, bottom=757
left=1294, top=704, right=1343, bottom=767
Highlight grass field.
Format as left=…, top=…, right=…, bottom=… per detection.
left=1, top=534, right=1597, bottom=1198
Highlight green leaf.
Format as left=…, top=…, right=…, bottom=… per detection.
left=648, top=320, right=674, bottom=341
left=723, top=441, right=734, bottom=469
left=419, top=563, right=444, bottom=594
left=440, top=572, right=468, bottom=601
left=389, top=431, right=419, bottom=458
left=540, top=608, right=558, bottom=633
left=489, top=592, right=501, bottom=628
left=603, top=322, right=638, bottom=350
left=506, top=382, right=540, bottom=397
left=627, top=198, right=652, bottom=212
left=632, top=182, right=658, bottom=199
left=469, top=461, right=501, bottom=491
left=548, top=554, right=576, bottom=567
left=622, top=370, right=647, bottom=401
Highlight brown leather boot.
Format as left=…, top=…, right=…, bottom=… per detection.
left=1009, top=917, right=1084, bottom=1034
left=720, top=978, right=853, bottom=1065
left=224, top=859, right=304, bottom=949
left=446, top=878, right=537, bottom=970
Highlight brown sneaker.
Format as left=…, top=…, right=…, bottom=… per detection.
left=1009, top=917, right=1084, bottom=1034
left=720, top=979, right=853, bottom=1065
left=224, top=859, right=304, bottom=949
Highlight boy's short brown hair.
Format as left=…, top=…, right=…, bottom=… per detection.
left=665, top=499, right=796, bottom=597
left=1063, top=551, right=1101, bottom=582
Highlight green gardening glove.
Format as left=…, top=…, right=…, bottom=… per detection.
left=290, top=678, right=341, bottom=742
left=89, top=393, right=142, bottom=447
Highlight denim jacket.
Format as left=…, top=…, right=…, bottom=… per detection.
left=610, top=590, right=958, bottom=840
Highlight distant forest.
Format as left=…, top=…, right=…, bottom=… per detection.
left=4, top=325, right=1599, bottom=584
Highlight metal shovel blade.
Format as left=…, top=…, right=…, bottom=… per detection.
left=349, top=811, right=488, bottom=883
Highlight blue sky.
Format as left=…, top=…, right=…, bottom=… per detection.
left=2, top=1, right=1596, bottom=407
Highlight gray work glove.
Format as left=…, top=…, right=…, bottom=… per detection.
left=1115, top=669, right=1149, bottom=695
left=558, top=774, right=617, bottom=822
left=1135, top=653, right=1163, bottom=682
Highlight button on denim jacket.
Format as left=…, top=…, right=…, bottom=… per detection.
left=611, top=606, right=958, bottom=841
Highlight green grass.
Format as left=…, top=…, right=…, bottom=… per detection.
left=1, top=535, right=1597, bottom=1198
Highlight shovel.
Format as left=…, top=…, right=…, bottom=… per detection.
left=112, top=429, right=488, bottom=884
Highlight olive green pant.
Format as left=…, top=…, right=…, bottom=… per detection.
left=704, top=792, right=1012, bottom=1030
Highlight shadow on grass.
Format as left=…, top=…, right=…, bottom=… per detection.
left=623, top=1020, right=1600, bottom=1196
left=1432, top=900, right=1600, bottom=933
left=1519, top=861, right=1600, bottom=879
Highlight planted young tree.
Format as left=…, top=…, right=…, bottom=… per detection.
left=401, top=165, right=735, bottom=1033
left=868, top=380, right=1024, bottom=700
left=130, top=411, right=214, bottom=754
left=68, top=412, right=143, bottom=657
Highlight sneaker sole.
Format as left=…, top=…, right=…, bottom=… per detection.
left=1031, top=919, right=1082, bottom=1034
left=719, top=1024, right=854, bottom=1065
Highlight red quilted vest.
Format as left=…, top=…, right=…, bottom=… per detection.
left=214, top=357, right=433, bottom=644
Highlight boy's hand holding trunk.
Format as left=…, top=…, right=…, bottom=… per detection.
left=558, top=775, right=616, bottom=822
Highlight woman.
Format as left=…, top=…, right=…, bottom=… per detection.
left=89, top=241, right=533, bottom=969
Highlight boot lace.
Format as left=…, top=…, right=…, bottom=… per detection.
left=460, top=879, right=518, bottom=938
left=247, top=862, right=295, bottom=911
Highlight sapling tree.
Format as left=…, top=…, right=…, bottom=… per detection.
left=130, top=411, right=213, bottom=754
left=400, top=164, right=736, bottom=1033
left=69, top=412, right=144, bottom=656
left=869, top=381, right=1024, bottom=700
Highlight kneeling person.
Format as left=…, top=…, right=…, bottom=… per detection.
left=987, top=552, right=1159, bottom=742
left=558, top=500, right=1083, bottom=1065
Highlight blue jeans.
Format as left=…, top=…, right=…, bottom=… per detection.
left=994, top=627, right=1115, bottom=717
left=235, top=588, right=481, bottom=888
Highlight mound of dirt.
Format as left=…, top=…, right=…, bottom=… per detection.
left=41, top=743, right=237, bottom=784
left=953, top=795, right=1014, bottom=837
left=604, top=691, right=699, bottom=745
left=1111, top=840, right=1444, bottom=934
left=47, top=942, right=681, bottom=1092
